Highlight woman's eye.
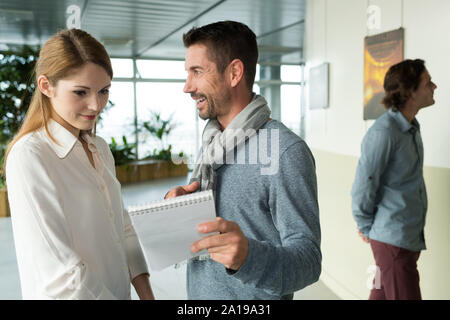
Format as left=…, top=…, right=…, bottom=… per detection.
left=100, top=88, right=110, bottom=95
left=74, top=90, right=86, bottom=96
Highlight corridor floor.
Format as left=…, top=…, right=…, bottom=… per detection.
left=0, top=175, right=339, bottom=300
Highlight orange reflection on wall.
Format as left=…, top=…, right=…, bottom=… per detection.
left=363, top=28, right=404, bottom=120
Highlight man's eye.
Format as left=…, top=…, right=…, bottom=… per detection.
left=74, top=90, right=86, bottom=96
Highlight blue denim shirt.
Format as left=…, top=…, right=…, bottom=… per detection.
left=351, top=109, right=427, bottom=252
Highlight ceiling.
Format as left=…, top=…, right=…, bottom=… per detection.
left=0, top=0, right=305, bottom=64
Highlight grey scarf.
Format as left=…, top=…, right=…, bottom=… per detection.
left=189, top=94, right=271, bottom=192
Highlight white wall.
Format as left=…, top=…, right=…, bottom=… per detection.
left=305, top=0, right=450, bottom=169
left=304, top=0, right=450, bottom=299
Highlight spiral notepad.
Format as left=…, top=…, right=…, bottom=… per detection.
left=128, top=190, right=217, bottom=271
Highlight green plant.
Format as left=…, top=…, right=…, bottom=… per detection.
left=140, top=111, right=184, bottom=162
left=0, top=45, right=40, bottom=187
left=0, top=157, right=4, bottom=189
left=109, top=136, right=136, bottom=166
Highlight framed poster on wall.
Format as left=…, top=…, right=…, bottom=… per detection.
left=363, top=28, right=404, bottom=120
left=309, top=62, right=329, bottom=110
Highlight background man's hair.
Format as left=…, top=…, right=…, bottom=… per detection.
left=382, top=59, right=426, bottom=110
left=183, top=20, right=258, bottom=91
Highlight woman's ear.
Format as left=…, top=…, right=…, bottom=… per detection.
left=228, top=59, right=244, bottom=88
left=37, top=75, right=53, bottom=98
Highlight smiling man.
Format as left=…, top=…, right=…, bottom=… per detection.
left=165, top=21, right=321, bottom=300
left=352, top=59, right=437, bottom=300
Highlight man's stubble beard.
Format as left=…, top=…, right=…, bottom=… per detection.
left=198, top=91, right=231, bottom=121
left=199, top=98, right=217, bottom=120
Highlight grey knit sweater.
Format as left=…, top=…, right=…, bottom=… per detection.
left=187, top=120, right=322, bottom=299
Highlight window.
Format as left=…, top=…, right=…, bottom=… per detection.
left=253, top=84, right=260, bottom=95
left=280, top=64, right=303, bottom=135
left=111, top=58, right=134, bottom=78
left=97, top=81, right=135, bottom=145
left=97, top=59, right=288, bottom=162
left=136, top=60, right=186, bottom=79
left=255, top=64, right=260, bottom=82
left=281, top=85, right=301, bottom=134
left=136, top=82, right=197, bottom=162
left=99, top=59, right=199, bottom=162
left=281, top=65, right=302, bottom=82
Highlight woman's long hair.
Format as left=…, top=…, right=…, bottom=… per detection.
left=3, top=28, right=113, bottom=175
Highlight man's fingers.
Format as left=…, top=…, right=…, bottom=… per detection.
left=190, top=232, right=232, bottom=253
left=190, top=234, right=223, bottom=253
left=182, top=181, right=199, bottom=193
left=197, top=218, right=221, bottom=234
left=357, top=230, right=369, bottom=243
left=191, top=218, right=249, bottom=270
left=207, top=245, right=230, bottom=254
left=165, top=181, right=199, bottom=199
left=164, top=188, right=178, bottom=199
left=198, top=217, right=236, bottom=234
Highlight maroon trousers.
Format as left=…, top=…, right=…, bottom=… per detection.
left=369, top=239, right=422, bottom=300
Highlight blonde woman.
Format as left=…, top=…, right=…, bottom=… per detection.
left=3, top=29, right=154, bottom=300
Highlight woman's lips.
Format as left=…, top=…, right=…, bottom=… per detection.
left=80, top=115, right=96, bottom=120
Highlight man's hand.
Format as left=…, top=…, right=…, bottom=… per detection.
left=165, top=181, right=199, bottom=199
left=190, top=217, right=249, bottom=271
left=357, top=229, right=370, bottom=243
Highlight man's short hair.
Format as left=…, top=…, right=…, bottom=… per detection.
left=382, top=59, right=426, bottom=110
left=183, top=20, right=258, bottom=91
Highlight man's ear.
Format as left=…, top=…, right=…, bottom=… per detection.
left=37, top=75, right=54, bottom=98
left=228, top=59, right=244, bottom=88
left=409, top=88, right=417, bottom=102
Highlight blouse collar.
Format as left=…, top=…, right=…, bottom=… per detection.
left=44, top=120, right=97, bottom=159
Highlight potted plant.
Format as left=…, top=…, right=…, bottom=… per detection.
left=139, top=111, right=188, bottom=180
left=0, top=45, right=39, bottom=217
left=0, top=166, right=9, bottom=218
left=108, top=135, right=140, bottom=184
left=110, top=112, right=188, bottom=184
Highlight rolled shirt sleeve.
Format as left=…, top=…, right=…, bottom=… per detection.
left=351, top=128, right=394, bottom=237
left=122, top=207, right=149, bottom=280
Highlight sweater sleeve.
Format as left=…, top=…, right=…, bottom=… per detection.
left=351, top=129, right=393, bottom=237
left=231, top=141, right=322, bottom=296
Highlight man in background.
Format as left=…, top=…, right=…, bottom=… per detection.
left=165, top=20, right=321, bottom=299
left=352, top=59, right=437, bottom=300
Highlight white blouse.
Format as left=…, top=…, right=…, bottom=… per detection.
left=6, top=120, right=149, bottom=299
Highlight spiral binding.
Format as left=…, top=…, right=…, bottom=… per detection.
left=128, top=190, right=213, bottom=216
